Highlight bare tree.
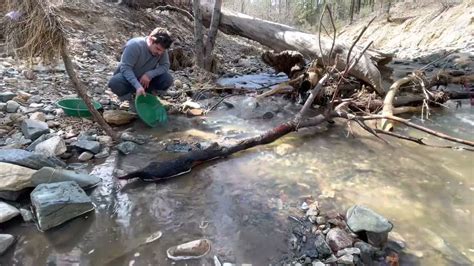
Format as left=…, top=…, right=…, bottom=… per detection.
left=193, top=0, right=222, bottom=71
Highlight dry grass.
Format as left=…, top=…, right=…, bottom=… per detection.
left=4, top=0, right=67, bottom=63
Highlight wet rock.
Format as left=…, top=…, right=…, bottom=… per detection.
left=21, top=119, right=49, bottom=140
left=103, top=110, right=136, bottom=125
left=0, top=149, right=66, bottom=169
left=0, top=189, right=28, bottom=201
left=0, top=103, right=7, bottom=112
left=31, top=167, right=101, bottom=189
left=74, top=139, right=101, bottom=154
left=337, top=247, right=361, bottom=257
left=0, top=162, right=36, bottom=191
left=29, top=112, right=46, bottom=122
left=78, top=151, right=94, bottom=161
left=20, top=208, right=34, bottom=222
left=387, top=231, right=406, bottom=252
left=337, top=254, right=354, bottom=264
left=94, top=147, right=110, bottom=159
left=0, top=234, right=14, bottom=255
left=166, top=239, right=211, bottom=261
left=30, top=181, right=95, bottom=231
left=326, top=228, right=353, bottom=252
left=314, top=234, right=333, bottom=259
left=120, top=132, right=147, bottom=145
left=0, top=201, right=20, bottom=223
left=34, top=135, right=67, bottom=156
left=6, top=100, right=20, bottom=113
left=0, top=92, right=16, bottom=102
left=116, top=141, right=137, bottom=155
left=346, top=205, right=392, bottom=248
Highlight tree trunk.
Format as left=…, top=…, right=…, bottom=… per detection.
left=350, top=0, right=355, bottom=24
left=203, top=0, right=222, bottom=71
left=199, top=4, right=387, bottom=95
left=193, top=0, right=204, bottom=68
left=60, top=46, right=117, bottom=140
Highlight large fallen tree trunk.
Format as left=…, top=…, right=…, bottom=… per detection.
left=199, top=4, right=388, bottom=95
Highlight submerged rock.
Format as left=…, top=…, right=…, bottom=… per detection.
left=0, top=234, right=14, bottom=255
left=116, top=141, right=137, bottom=155
left=166, top=239, right=211, bottom=261
left=0, top=201, right=20, bottom=223
left=0, top=149, right=66, bottom=169
left=30, top=181, right=95, bottom=231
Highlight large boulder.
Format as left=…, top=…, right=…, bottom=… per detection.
left=0, top=149, right=66, bottom=169
left=0, top=234, right=15, bottom=255
left=34, top=136, right=67, bottom=156
left=0, top=201, right=20, bottom=223
left=0, top=162, right=36, bottom=191
left=21, top=119, right=50, bottom=140
left=346, top=205, right=393, bottom=248
left=30, top=181, right=95, bottom=231
left=31, top=167, right=101, bottom=189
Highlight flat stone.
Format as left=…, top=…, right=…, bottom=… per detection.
left=0, top=148, right=66, bottom=169
left=326, top=228, right=353, bottom=252
left=0, top=92, right=16, bottom=102
left=94, top=147, right=110, bottom=159
left=34, top=135, right=67, bottom=156
left=0, top=234, right=14, bottom=255
left=120, top=132, right=147, bottom=145
left=337, top=254, right=354, bottom=264
left=78, top=151, right=94, bottom=161
left=346, top=205, right=393, bottom=234
left=166, top=239, right=211, bottom=261
left=6, top=100, right=20, bottom=113
left=116, top=141, right=137, bottom=155
left=31, top=167, right=101, bottom=189
left=21, top=119, right=50, bottom=140
left=0, top=201, right=20, bottom=223
left=0, top=162, right=36, bottom=191
left=336, top=247, right=361, bottom=257
left=30, top=181, right=95, bottom=231
left=314, top=234, right=333, bottom=259
left=29, top=112, right=46, bottom=122
left=74, top=139, right=101, bottom=154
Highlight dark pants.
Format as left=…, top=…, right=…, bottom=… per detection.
left=108, top=71, right=173, bottom=99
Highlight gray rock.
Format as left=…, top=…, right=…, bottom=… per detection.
left=326, top=228, right=353, bottom=252
left=314, top=234, right=333, bottom=259
left=0, top=103, right=6, bottom=112
left=0, top=201, right=20, bottom=223
left=316, top=216, right=326, bottom=225
left=96, top=135, right=113, bottom=147
left=31, top=167, right=101, bottom=189
left=337, top=254, right=354, bottom=264
left=0, top=148, right=66, bottom=169
left=21, top=119, right=50, bottom=140
left=0, top=92, right=16, bottom=102
left=116, top=141, right=137, bottom=155
left=26, top=134, right=51, bottom=151
left=27, top=95, right=42, bottom=103
left=346, top=205, right=393, bottom=233
left=353, top=241, right=377, bottom=265
left=94, top=147, right=110, bottom=159
left=6, top=100, right=20, bottom=113
left=0, top=190, right=27, bottom=201
left=312, top=261, right=325, bottom=266
left=34, top=135, right=67, bottom=156
left=30, top=181, right=95, bottom=231
left=74, top=139, right=101, bottom=154
left=0, top=234, right=14, bottom=255
left=20, top=208, right=34, bottom=222
left=78, top=151, right=94, bottom=161
left=336, top=247, right=361, bottom=257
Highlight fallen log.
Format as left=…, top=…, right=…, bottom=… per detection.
left=199, top=4, right=387, bottom=95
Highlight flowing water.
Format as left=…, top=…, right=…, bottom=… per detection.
left=1, top=72, right=473, bottom=265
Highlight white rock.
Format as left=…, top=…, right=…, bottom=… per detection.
left=0, top=162, right=37, bottom=191
left=78, top=152, right=94, bottom=161
left=0, top=201, right=20, bottom=223
left=34, top=136, right=67, bottom=156
left=0, top=234, right=14, bottom=255
left=29, top=112, right=46, bottom=122
left=6, top=100, right=20, bottom=113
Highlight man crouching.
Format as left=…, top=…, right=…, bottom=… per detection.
left=108, top=27, right=174, bottom=111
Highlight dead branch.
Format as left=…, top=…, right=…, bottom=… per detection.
left=380, top=75, right=416, bottom=131
left=156, top=5, right=194, bottom=21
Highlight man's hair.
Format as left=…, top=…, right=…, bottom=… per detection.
left=149, top=27, right=173, bottom=49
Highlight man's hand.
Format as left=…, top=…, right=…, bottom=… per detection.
left=136, top=87, right=146, bottom=96
left=139, top=74, right=151, bottom=89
